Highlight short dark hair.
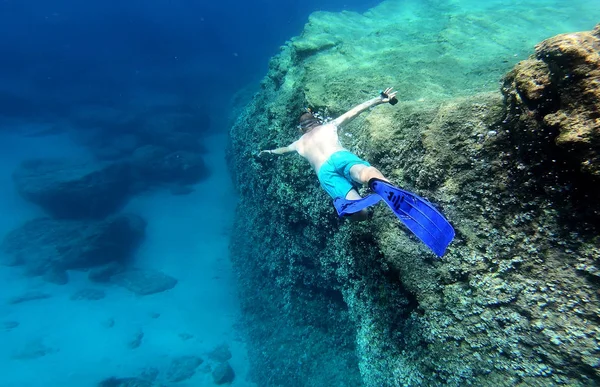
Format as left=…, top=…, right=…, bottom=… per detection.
left=299, top=112, right=314, bottom=123
left=298, top=112, right=321, bottom=133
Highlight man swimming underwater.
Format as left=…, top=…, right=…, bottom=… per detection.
left=260, top=88, right=454, bottom=257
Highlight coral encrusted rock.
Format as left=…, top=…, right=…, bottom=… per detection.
left=228, top=6, right=600, bottom=387
left=503, top=24, right=600, bottom=178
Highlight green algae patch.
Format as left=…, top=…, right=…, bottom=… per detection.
left=228, top=2, right=600, bottom=385
left=295, top=0, right=600, bottom=107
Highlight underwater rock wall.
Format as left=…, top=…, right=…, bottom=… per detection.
left=228, top=1, right=600, bottom=385
left=502, top=25, right=600, bottom=220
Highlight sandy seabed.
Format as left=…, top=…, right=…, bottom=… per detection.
left=0, top=125, right=254, bottom=387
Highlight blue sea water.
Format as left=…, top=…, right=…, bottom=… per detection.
left=0, top=0, right=598, bottom=386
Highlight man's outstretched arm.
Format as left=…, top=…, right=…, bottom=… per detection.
left=259, top=141, right=298, bottom=156
left=331, top=87, right=397, bottom=128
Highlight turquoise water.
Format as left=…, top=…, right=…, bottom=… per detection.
left=297, top=0, right=600, bottom=103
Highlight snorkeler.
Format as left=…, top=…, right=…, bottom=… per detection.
left=259, top=88, right=454, bottom=257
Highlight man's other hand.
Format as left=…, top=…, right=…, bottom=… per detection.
left=380, top=87, right=398, bottom=104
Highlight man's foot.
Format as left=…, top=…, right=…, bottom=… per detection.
left=348, top=209, right=369, bottom=222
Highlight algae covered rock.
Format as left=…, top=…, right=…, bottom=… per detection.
left=503, top=23, right=600, bottom=177
left=211, top=361, right=235, bottom=385
left=228, top=4, right=600, bottom=387
left=502, top=24, right=600, bottom=224
left=12, top=159, right=132, bottom=219
left=2, top=214, right=146, bottom=282
left=208, top=343, right=232, bottom=363
left=537, top=25, right=600, bottom=166
left=165, top=355, right=203, bottom=382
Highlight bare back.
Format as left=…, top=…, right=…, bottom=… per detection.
left=294, top=123, right=346, bottom=173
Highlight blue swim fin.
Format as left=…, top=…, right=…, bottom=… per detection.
left=333, top=194, right=382, bottom=217
left=369, top=179, right=455, bottom=257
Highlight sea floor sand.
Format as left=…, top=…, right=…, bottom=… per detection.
left=0, top=126, right=254, bottom=386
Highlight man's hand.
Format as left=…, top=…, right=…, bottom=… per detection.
left=331, top=88, right=399, bottom=127
left=379, top=87, right=398, bottom=104
left=258, top=150, right=273, bottom=157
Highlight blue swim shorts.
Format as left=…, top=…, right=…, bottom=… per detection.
left=317, top=150, right=371, bottom=199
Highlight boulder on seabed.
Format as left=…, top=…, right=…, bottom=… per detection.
left=110, top=269, right=178, bottom=295
left=503, top=24, right=600, bottom=178
left=12, top=158, right=132, bottom=219
left=88, top=261, right=125, bottom=283
left=208, top=344, right=232, bottom=363
left=97, top=366, right=160, bottom=387
left=212, top=361, right=235, bottom=385
left=1, top=214, right=146, bottom=283
left=97, top=377, right=157, bottom=387
left=165, top=355, right=203, bottom=382
left=12, top=338, right=57, bottom=360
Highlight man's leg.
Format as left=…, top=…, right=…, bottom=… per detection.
left=349, top=164, right=389, bottom=185
left=345, top=188, right=369, bottom=222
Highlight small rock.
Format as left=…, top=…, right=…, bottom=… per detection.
left=212, top=361, right=235, bottom=385
left=129, top=331, right=144, bottom=349
left=12, top=338, right=56, bottom=360
left=208, top=344, right=232, bottom=363
left=166, top=355, right=203, bottom=382
left=71, top=289, right=106, bottom=301
left=2, top=321, right=19, bottom=331
left=139, top=367, right=159, bottom=382
left=8, top=291, right=51, bottom=305
left=98, top=376, right=155, bottom=387
left=111, top=269, right=177, bottom=296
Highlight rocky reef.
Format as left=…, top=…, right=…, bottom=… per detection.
left=2, top=214, right=146, bottom=284
left=502, top=24, right=600, bottom=222
left=13, top=159, right=133, bottom=219
left=227, top=2, right=600, bottom=385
